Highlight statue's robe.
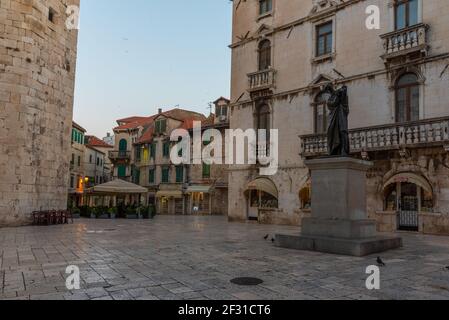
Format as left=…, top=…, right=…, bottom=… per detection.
left=327, top=87, right=350, bottom=156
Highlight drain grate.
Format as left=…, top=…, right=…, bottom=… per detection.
left=230, top=277, right=264, bottom=286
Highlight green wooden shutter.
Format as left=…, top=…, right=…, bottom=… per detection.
left=176, top=166, right=183, bottom=183
left=149, top=169, right=155, bottom=184
left=202, top=164, right=211, bottom=178
left=118, top=165, right=126, bottom=178
left=162, top=168, right=169, bottom=183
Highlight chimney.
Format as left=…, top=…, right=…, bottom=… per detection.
left=158, top=108, right=162, bottom=114
left=106, top=132, right=110, bottom=137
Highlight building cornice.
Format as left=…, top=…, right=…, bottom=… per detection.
left=229, top=0, right=365, bottom=49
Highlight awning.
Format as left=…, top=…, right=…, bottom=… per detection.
left=245, top=177, right=278, bottom=199
left=383, top=173, right=433, bottom=194
left=87, top=179, right=148, bottom=194
left=186, top=185, right=212, bottom=193
left=156, top=191, right=183, bottom=198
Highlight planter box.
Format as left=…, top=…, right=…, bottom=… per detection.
left=110, top=214, right=116, bottom=219
left=90, top=214, right=96, bottom=219
left=98, top=214, right=109, bottom=219
left=126, top=214, right=142, bottom=219
left=72, top=214, right=81, bottom=219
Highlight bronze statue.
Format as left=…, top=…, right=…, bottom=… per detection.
left=323, top=83, right=350, bottom=156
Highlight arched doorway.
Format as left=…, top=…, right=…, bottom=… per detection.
left=245, top=177, right=278, bottom=221
left=383, top=173, right=433, bottom=231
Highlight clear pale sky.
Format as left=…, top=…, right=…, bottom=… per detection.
left=73, top=0, right=232, bottom=138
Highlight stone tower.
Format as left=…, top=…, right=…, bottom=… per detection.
left=0, top=0, right=80, bottom=226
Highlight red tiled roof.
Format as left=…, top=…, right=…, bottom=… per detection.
left=132, top=108, right=206, bottom=144
left=136, top=124, right=155, bottom=144
left=201, top=114, right=215, bottom=127
left=85, top=135, right=113, bottom=149
left=116, top=116, right=149, bottom=124
left=114, top=116, right=155, bottom=131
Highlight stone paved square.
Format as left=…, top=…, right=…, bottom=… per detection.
left=0, top=216, right=448, bottom=300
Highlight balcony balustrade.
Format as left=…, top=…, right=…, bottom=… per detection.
left=108, top=150, right=131, bottom=161
left=300, top=117, right=449, bottom=157
left=380, top=24, right=429, bottom=60
left=247, top=68, right=276, bottom=92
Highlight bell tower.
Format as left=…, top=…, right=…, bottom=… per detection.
left=0, top=0, right=80, bottom=226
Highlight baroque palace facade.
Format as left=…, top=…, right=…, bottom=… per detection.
left=228, top=0, right=449, bottom=234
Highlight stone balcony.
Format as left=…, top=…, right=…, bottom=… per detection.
left=108, top=150, right=131, bottom=162
left=300, top=117, right=449, bottom=158
left=380, top=23, right=429, bottom=61
left=247, top=68, right=276, bottom=92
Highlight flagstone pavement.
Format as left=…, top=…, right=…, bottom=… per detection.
left=0, top=216, right=448, bottom=300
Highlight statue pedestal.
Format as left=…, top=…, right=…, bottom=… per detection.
left=276, top=157, right=402, bottom=256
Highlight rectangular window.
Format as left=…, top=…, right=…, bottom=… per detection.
left=155, top=119, right=167, bottom=134
left=70, top=175, right=74, bottom=188
left=395, top=0, right=418, bottom=30
left=176, top=166, right=183, bottom=183
left=149, top=168, right=155, bottom=184
left=316, top=22, right=333, bottom=57
left=259, top=0, right=272, bottom=15
left=136, top=147, right=141, bottom=161
left=77, top=156, right=81, bottom=167
left=202, top=164, right=211, bottom=179
left=162, top=167, right=170, bottom=183
left=150, top=143, right=156, bottom=158
left=163, top=142, right=170, bottom=158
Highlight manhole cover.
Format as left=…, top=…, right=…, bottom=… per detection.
left=230, top=277, right=264, bottom=286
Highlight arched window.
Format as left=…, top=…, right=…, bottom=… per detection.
left=119, top=139, right=128, bottom=151
left=395, top=73, right=420, bottom=123
left=258, top=40, right=271, bottom=71
left=314, top=90, right=331, bottom=134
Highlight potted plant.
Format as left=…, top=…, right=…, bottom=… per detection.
left=149, top=205, right=156, bottom=219
left=71, top=207, right=81, bottom=219
left=89, top=207, right=96, bottom=219
left=97, top=206, right=109, bottom=219
left=138, top=205, right=149, bottom=219
left=125, top=206, right=138, bottom=219
left=108, top=207, right=118, bottom=219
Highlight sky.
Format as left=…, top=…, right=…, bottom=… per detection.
left=73, top=0, right=232, bottom=138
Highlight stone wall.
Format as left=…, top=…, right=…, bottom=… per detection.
left=0, top=0, right=80, bottom=226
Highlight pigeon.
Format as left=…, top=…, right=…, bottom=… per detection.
left=377, top=257, right=386, bottom=267
left=264, top=234, right=269, bottom=240
left=271, top=238, right=275, bottom=243
left=445, top=266, right=449, bottom=271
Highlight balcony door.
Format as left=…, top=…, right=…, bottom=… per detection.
left=395, top=73, right=420, bottom=123
left=119, top=139, right=128, bottom=157
left=258, top=40, right=271, bottom=71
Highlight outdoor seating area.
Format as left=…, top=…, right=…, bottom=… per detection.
left=31, top=210, right=73, bottom=226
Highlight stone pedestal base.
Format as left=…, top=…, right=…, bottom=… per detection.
left=276, top=157, right=402, bottom=256
left=275, top=234, right=402, bottom=257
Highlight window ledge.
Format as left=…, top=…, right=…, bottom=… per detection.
left=312, top=52, right=335, bottom=64
left=257, top=12, right=272, bottom=22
